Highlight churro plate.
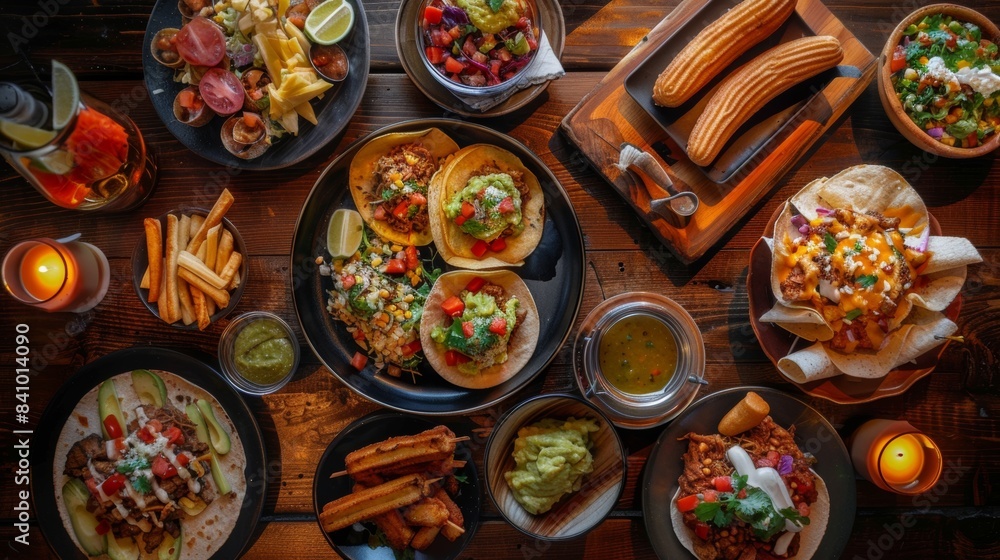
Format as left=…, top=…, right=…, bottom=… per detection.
left=560, top=0, right=877, bottom=263
left=313, top=412, right=480, bottom=560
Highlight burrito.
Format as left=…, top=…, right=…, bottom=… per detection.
left=761, top=165, right=981, bottom=381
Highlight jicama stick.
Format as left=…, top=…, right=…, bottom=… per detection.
left=143, top=218, right=162, bottom=303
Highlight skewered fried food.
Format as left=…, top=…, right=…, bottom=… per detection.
left=652, top=0, right=797, bottom=107
left=343, top=425, right=457, bottom=480
left=434, top=488, right=465, bottom=541
left=410, top=526, right=441, bottom=551
left=402, top=498, right=450, bottom=528
left=686, top=36, right=844, bottom=166
left=319, top=474, right=431, bottom=532
left=352, top=483, right=415, bottom=550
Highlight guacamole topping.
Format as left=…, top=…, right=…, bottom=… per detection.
left=234, top=318, right=295, bottom=384
left=444, top=173, right=524, bottom=240
left=430, top=288, right=518, bottom=374
left=455, top=0, right=522, bottom=34
left=503, top=417, right=599, bottom=515
left=890, top=13, right=1000, bottom=147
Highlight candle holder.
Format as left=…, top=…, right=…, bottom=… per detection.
left=850, top=419, right=943, bottom=495
left=2, top=235, right=109, bottom=312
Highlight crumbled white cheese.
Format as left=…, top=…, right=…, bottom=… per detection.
left=926, top=56, right=1000, bottom=97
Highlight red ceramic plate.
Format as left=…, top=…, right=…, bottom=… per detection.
left=747, top=207, right=960, bottom=404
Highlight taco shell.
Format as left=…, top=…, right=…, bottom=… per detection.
left=349, top=128, right=460, bottom=246
left=420, top=270, right=539, bottom=389
left=428, top=144, right=545, bottom=269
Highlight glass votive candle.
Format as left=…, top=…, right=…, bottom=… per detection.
left=2, top=236, right=110, bottom=312
left=850, top=419, right=943, bottom=495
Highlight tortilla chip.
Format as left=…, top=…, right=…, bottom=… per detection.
left=419, top=270, right=539, bottom=389
left=349, top=128, right=460, bottom=246
left=428, top=144, right=545, bottom=269
left=922, top=236, right=982, bottom=273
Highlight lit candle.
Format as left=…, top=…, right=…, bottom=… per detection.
left=879, top=433, right=926, bottom=486
left=19, top=242, right=66, bottom=301
left=850, top=419, right=942, bottom=495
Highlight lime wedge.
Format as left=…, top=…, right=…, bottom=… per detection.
left=0, top=120, right=57, bottom=149
left=51, top=60, right=80, bottom=130
left=33, top=149, right=75, bottom=174
left=327, top=208, right=364, bottom=259
left=305, top=1, right=354, bottom=45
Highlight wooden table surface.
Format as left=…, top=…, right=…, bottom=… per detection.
left=1, top=1, right=999, bottom=558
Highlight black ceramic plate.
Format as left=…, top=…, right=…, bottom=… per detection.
left=623, top=0, right=857, bottom=183
left=395, top=0, right=565, bottom=117
left=313, top=412, right=480, bottom=560
left=33, top=347, right=267, bottom=559
left=642, top=386, right=856, bottom=560
left=141, top=0, right=369, bottom=170
left=291, top=118, right=585, bottom=414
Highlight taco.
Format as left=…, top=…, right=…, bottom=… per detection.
left=428, top=144, right=545, bottom=268
left=349, top=128, right=460, bottom=246
left=760, top=165, right=981, bottom=381
left=420, top=270, right=539, bottom=389
left=670, top=414, right=830, bottom=559
left=54, top=370, right=246, bottom=559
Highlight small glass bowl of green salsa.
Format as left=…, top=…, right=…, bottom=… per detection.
left=219, top=311, right=299, bottom=395
left=881, top=5, right=1000, bottom=156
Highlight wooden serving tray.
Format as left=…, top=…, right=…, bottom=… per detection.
left=560, top=0, right=877, bottom=263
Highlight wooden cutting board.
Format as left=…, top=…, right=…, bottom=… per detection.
left=560, top=0, right=877, bottom=264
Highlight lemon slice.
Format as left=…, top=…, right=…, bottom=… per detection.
left=0, top=120, right=57, bottom=149
left=51, top=60, right=80, bottom=131
left=305, top=1, right=354, bottom=45
left=327, top=208, right=364, bottom=259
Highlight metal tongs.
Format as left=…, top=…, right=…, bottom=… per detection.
left=615, top=143, right=700, bottom=227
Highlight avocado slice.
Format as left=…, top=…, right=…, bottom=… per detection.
left=98, top=379, right=127, bottom=440
left=186, top=404, right=232, bottom=495
left=106, top=532, right=139, bottom=560
left=195, top=399, right=232, bottom=455
left=61, top=478, right=107, bottom=556
left=157, top=525, right=182, bottom=560
left=130, top=369, right=167, bottom=407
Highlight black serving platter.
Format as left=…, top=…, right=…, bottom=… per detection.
left=141, top=0, right=369, bottom=170
left=291, top=118, right=585, bottom=415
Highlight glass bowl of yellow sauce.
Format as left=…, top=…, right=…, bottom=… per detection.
left=573, top=293, right=705, bottom=429
left=218, top=311, right=299, bottom=395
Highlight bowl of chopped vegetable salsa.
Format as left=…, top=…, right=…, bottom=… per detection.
left=878, top=4, right=1000, bottom=157
left=418, top=0, right=542, bottom=98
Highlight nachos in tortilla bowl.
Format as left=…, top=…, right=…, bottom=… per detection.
left=420, top=270, right=539, bottom=389
left=428, top=144, right=545, bottom=269
left=760, top=165, right=981, bottom=382
left=671, top=394, right=830, bottom=560
left=54, top=369, right=245, bottom=559
left=349, top=128, right=460, bottom=246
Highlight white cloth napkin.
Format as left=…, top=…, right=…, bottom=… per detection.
left=451, top=32, right=564, bottom=112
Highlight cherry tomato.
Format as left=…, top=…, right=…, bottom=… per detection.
left=103, top=415, right=123, bottom=439
left=162, top=426, right=184, bottom=445
left=350, top=352, right=368, bottom=370
left=890, top=44, right=907, bottom=73
left=713, top=476, right=733, bottom=493
left=440, top=296, right=465, bottom=317
left=488, top=317, right=507, bottom=336
left=151, top=454, right=178, bottom=479
left=384, top=259, right=407, bottom=274
left=471, top=240, right=489, bottom=257
left=404, top=245, right=419, bottom=270
left=676, top=494, right=698, bottom=512
left=461, top=321, right=475, bottom=338
left=465, top=277, right=485, bottom=293
left=101, top=473, right=127, bottom=495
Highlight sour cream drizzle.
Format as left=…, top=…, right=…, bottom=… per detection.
left=726, top=446, right=805, bottom=556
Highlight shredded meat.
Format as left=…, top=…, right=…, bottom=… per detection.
left=866, top=210, right=900, bottom=231
left=370, top=143, right=437, bottom=235
left=779, top=265, right=806, bottom=302
left=677, top=417, right=818, bottom=559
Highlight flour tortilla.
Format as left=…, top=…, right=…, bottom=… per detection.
left=764, top=165, right=981, bottom=381
left=427, top=144, right=545, bottom=269
left=420, top=270, right=539, bottom=389
left=349, top=128, right=460, bottom=246
left=670, top=474, right=830, bottom=559
left=54, top=371, right=247, bottom=559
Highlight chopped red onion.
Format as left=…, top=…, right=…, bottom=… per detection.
left=904, top=226, right=930, bottom=252
left=927, top=127, right=944, bottom=139
left=778, top=455, right=793, bottom=475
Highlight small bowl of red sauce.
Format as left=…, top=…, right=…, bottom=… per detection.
left=310, top=43, right=350, bottom=83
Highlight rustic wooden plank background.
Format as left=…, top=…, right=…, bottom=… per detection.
left=1, top=0, right=998, bottom=558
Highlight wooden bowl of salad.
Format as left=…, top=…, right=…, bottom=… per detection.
left=878, top=4, right=1000, bottom=158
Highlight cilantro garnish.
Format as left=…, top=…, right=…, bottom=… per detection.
left=488, top=0, right=505, bottom=12
left=844, top=309, right=863, bottom=321
left=854, top=240, right=864, bottom=252
left=453, top=473, right=469, bottom=484
left=117, top=456, right=150, bottom=474
left=131, top=475, right=151, bottom=494
left=690, top=473, right=809, bottom=542
left=855, top=274, right=878, bottom=289
left=824, top=233, right=838, bottom=253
